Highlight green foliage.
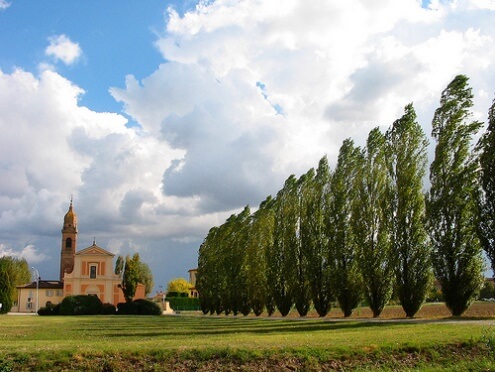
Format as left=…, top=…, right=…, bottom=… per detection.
left=114, top=255, right=124, bottom=275
left=37, top=302, right=60, bottom=316
left=119, top=253, right=154, bottom=301
left=117, top=299, right=161, bottom=315
left=386, top=103, right=432, bottom=318
left=427, top=75, right=485, bottom=316
left=59, top=295, right=103, bottom=315
left=329, top=140, right=363, bottom=317
left=479, top=281, right=495, bottom=300
left=353, top=128, right=395, bottom=317
left=101, top=302, right=117, bottom=314
left=305, top=157, right=333, bottom=317
left=271, top=175, right=299, bottom=316
left=476, top=97, right=495, bottom=274
left=0, top=256, right=31, bottom=314
left=167, top=278, right=192, bottom=295
left=136, top=260, right=154, bottom=296
left=293, top=169, right=315, bottom=316
left=166, top=297, right=201, bottom=311
left=244, top=196, right=275, bottom=316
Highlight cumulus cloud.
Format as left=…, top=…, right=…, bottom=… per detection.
left=0, top=244, right=48, bottom=264
left=0, top=0, right=10, bottom=10
left=45, top=34, right=82, bottom=65
left=110, top=0, right=495, bottom=218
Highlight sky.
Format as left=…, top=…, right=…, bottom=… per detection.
left=1, top=0, right=495, bottom=293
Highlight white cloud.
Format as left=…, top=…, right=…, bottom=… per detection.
left=0, top=244, right=48, bottom=264
left=45, top=34, right=82, bottom=65
left=0, top=0, right=10, bottom=10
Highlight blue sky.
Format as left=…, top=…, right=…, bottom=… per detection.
left=0, top=1, right=186, bottom=114
left=1, top=0, right=495, bottom=292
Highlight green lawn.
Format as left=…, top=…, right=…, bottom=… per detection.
left=0, top=314, right=494, bottom=371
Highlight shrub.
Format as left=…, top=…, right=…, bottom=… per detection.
left=101, top=302, right=116, bottom=314
left=116, top=299, right=161, bottom=315
left=38, top=302, right=60, bottom=316
left=59, top=295, right=103, bottom=315
left=479, top=281, right=495, bottom=300
left=166, top=297, right=200, bottom=311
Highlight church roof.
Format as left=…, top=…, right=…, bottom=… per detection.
left=76, top=241, right=115, bottom=257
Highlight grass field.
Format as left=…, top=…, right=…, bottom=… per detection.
left=1, top=302, right=495, bottom=371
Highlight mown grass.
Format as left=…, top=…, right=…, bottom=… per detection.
left=1, top=308, right=495, bottom=371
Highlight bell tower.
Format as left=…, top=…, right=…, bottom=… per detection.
left=60, top=198, right=78, bottom=281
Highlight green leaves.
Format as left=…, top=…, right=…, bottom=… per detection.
left=0, top=256, right=31, bottom=313
left=476, top=97, right=495, bottom=275
left=427, top=75, right=484, bottom=316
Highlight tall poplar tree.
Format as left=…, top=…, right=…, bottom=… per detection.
left=270, top=175, right=298, bottom=316
left=386, top=103, right=431, bottom=318
left=476, top=97, right=495, bottom=276
left=426, top=75, right=484, bottom=316
left=329, top=139, right=363, bottom=317
left=244, top=196, right=275, bottom=316
left=294, top=169, right=315, bottom=316
left=304, top=156, right=333, bottom=317
left=353, top=128, right=394, bottom=318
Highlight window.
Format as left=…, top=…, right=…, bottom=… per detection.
left=56, top=290, right=63, bottom=297
left=90, top=265, right=97, bottom=279
left=66, top=238, right=72, bottom=249
left=46, top=290, right=53, bottom=297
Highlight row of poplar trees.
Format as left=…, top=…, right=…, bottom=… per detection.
left=196, top=75, right=495, bottom=318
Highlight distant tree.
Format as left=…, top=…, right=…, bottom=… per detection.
left=353, top=128, right=395, bottom=318
left=116, top=253, right=153, bottom=300
left=386, top=103, right=432, bottom=318
left=426, top=75, right=484, bottom=316
left=329, top=139, right=363, bottom=317
left=120, top=253, right=141, bottom=302
left=479, top=280, right=495, bottom=300
left=476, top=97, right=495, bottom=277
left=167, top=278, right=192, bottom=295
left=0, top=256, right=31, bottom=313
left=136, top=260, right=154, bottom=296
left=114, top=255, right=124, bottom=275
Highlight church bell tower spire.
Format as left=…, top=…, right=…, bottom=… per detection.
left=60, top=197, right=78, bottom=281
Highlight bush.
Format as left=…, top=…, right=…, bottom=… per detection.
left=59, top=295, right=103, bottom=315
left=166, top=297, right=201, bottom=311
left=101, top=303, right=116, bottom=314
left=38, top=302, right=60, bottom=316
left=116, top=299, right=161, bottom=315
left=479, top=281, right=495, bottom=300
left=166, top=292, right=189, bottom=298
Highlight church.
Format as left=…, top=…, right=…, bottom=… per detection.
left=15, top=201, right=145, bottom=312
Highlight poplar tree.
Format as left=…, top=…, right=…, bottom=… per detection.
left=329, top=139, right=363, bottom=317
left=353, top=128, right=394, bottom=317
left=476, top=97, right=495, bottom=276
left=303, top=156, right=333, bottom=317
left=294, top=169, right=315, bottom=316
left=244, top=196, right=275, bottom=316
left=386, top=103, right=431, bottom=318
left=426, top=75, right=484, bottom=316
left=270, top=175, right=298, bottom=316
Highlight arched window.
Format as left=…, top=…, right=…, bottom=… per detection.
left=66, top=238, right=72, bottom=249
